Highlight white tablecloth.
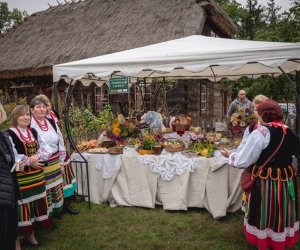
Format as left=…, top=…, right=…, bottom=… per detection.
left=71, top=149, right=243, bottom=219
left=138, top=150, right=199, bottom=181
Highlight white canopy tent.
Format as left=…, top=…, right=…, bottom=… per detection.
left=53, top=35, right=300, bottom=82
left=53, top=35, right=300, bottom=169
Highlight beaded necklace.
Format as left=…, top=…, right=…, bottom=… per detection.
left=33, top=116, right=48, bottom=131
left=15, top=127, right=32, bottom=143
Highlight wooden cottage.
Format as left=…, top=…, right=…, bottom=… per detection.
left=0, top=0, right=237, bottom=124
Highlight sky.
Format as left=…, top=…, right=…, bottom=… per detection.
left=4, top=0, right=292, bottom=15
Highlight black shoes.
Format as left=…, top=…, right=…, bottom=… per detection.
left=63, top=204, right=80, bottom=215
left=23, top=237, right=39, bottom=248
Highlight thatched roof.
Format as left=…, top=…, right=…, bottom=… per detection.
left=0, top=0, right=237, bottom=79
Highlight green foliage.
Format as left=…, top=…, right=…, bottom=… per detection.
left=69, top=105, right=115, bottom=138
left=69, top=106, right=100, bottom=136
left=0, top=2, right=27, bottom=33
left=98, top=105, right=115, bottom=130
left=221, top=74, right=296, bottom=102
left=217, top=0, right=299, bottom=100
left=0, top=97, right=27, bottom=130
left=217, top=0, right=299, bottom=42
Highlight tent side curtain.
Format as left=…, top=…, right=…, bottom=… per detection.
left=53, top=35, right=300, bottom=83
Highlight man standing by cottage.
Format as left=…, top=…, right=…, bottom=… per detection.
left=227, top=90, right=253, bottom=118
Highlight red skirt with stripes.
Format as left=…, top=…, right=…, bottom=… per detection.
left=244, top=165, right=299, bottom=250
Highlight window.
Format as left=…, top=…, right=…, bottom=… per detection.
left=200, top=84, right=207, bottom=111
left=95, top=84, right=109, bottom=112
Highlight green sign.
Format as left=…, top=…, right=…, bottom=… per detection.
left=109, top=76, right=129, bottom=94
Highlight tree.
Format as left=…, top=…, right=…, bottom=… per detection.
left=278, top=0, right=300, bottom=42
left=255, top=0, right=300, bottom=42
left=217, top=0, right=299, bottom=101
left=222, top=0, right=247, bottom=27
left=239, top=0, right=265, bottom=40
left=0, top=2, right=27, bottom=33
left=263, top=0, right=282, bottom=25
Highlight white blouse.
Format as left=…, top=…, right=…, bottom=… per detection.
left=30, top=117, right=66, bottom=163
left=228, top=126, right=270, bottom=169
left=235, top=122, right=262, bottom=154
left=8, top=127, right=52, bottom=166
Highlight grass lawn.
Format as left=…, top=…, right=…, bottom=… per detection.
left=21, top=175, right=300, bottom=250
left=21, top=200, right=298, bottom=250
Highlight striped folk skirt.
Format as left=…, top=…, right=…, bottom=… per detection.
left=17, top=168, right=50, bottom=234
left=62, top=154, right=77, bottom=198
left=244, top=165, right=299, bottom=250
left=44, top=152, right=64, bottom=216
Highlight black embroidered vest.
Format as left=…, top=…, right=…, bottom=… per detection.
left=7, top=128, right=39, bottom=157
left=255, top=126, right=297, bottom=167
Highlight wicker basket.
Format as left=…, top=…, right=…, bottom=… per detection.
left=171, top=124, right=190, bottom=132
left=101, top=140, right=116, bottom=148
left=138, top=148, right=155, bottom=155
left=163, top=138, right=185, bottom=153
left=108, top=146, right=124, bottom=155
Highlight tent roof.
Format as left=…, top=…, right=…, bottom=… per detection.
left=53, top=35, right=300, bottom=82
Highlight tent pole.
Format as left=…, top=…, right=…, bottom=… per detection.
left=209, top=66, right=217, bottom=83
left=63, top=80, right=86, bottom=156
left=278, top=67, right=298, bottom=97
left=277, top=68, right=299, bottom=131
left=63, top=80, right=91, bottom=207
left=53, top=81, right=59, bottom=111
left=278, top=67, right=300, bottom=173
left=296, top=71, right=300, bottom=174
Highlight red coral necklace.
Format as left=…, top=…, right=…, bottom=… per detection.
left=33, top=116, right=48, bottom=131
left=16, top=127, right=32, bottom=143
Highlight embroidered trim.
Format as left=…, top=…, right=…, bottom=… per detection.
left=230, top=153, right=236, bottom=166
left=256, top=126, right=269, bottom=137
left=244, top=219, right=299, bottom=242
left=252, top=165, right=296, bottom=180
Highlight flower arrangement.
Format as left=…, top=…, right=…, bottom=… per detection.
left=231, top=108, right=256, bottom=127
left=230, top=108, right=256, bottom=137
left=136, top=130, right=159, bottom=150
left=108, top=114, right=139, bottom=142
left=188, top=134, right=216, bottom=157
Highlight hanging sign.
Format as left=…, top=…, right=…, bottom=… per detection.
left=109, top=76, right=129, bottom=94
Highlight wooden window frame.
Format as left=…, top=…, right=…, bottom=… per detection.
left=200, top=84, right=207, bottom=112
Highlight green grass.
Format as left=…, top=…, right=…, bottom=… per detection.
left=22, top=177, right=300, bottom=250
left=19, top=202, right=289, bottom=250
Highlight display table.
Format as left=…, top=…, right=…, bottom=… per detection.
left=71, top=147, right=243, bottom=219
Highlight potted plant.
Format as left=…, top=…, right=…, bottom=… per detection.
left=136, top=131, right=158, bottom=155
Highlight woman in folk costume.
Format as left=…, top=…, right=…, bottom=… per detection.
left=0, top=102, right=21, bottom=250
left=236, top=95, right=269, bottom=213
left=221, top=99, right=299, bottom=250
left=36, top=94, right=78, bottom=215
left=7, top=105, right=51, bottom=249
left=29, top=96, right=65, bottom=217
left=237, top=95, right=269, bottom=150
